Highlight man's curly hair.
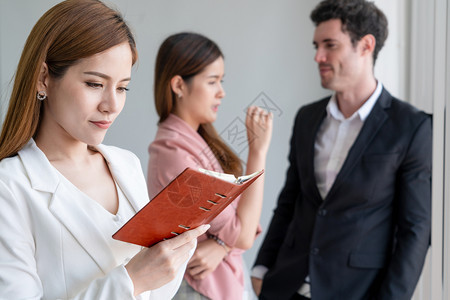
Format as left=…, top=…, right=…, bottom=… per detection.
left=311, top=0, right=388, bottom=64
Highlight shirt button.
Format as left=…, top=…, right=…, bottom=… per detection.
left=113, top=214, right=122, bottom=222
left=318, top=209, right=327, bottom=216
left=311, top=248, right=319, bottom=255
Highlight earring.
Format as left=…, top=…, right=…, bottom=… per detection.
left=36, top=91, right=47, bottom=101
left=177, top=93, right=182, bottom=99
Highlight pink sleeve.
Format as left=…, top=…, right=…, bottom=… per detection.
left=207, top=201, right=241, bottom=247
left=147, top=138, right=202, bottom=199
left=209, top=197, right=262, bottom=248
left=147, top=136, right=242, bottom=247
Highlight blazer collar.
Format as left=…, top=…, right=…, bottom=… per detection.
left=19, top=139, right=146, bottom=209
left=327, top=81, right=383, bottom=122
left=304, top=99, right=329, bottom=203
left=324, top=88, right=391, bottom=202
left=160, top=113, right=210, bottom=149
left=158, top=113, right=223, bottom=172
left=18, top=139, right=60, bottom=193
left=18, top=139, right=144, bottom=273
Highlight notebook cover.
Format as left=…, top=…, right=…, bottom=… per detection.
left=112, top=167, right=264, bottom=247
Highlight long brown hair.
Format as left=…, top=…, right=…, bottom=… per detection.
left=0, top=0, right=138, bottom=160
left=154, top=32, right=243, bottom=177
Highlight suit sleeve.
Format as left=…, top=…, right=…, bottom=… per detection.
left=377, top=115, right=432, bottom=300
left=253, top=110, right=301, bottom=269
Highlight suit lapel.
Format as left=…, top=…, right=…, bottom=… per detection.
left=303, top=99, right=329, bottom=204
left=325, top=90, right=391, bottom=202
left=19, top=140, right=120, bottom=274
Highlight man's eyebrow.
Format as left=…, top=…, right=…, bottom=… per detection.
left=83, top=71, right=131, bottom=82
left=313, top=38, right=339, bottom=44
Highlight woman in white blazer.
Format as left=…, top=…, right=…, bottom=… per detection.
left=0, top=1, right=208, bottom=299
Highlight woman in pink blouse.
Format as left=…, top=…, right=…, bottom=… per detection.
left=147, top=32, right=273, bottom=300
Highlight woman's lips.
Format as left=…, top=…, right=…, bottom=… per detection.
left=91, top=120, right=112, bottom=129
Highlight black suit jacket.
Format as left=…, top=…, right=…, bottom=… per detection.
left=254, top=89, right=432, bottom=300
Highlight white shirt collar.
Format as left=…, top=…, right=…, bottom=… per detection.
left=326, top=81, right=383, bottom=121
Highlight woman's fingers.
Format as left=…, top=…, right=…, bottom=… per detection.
left=125, top=224, right=210, bottom=295
left=187, top=264, right=205, bottom=277
left=165, top=224, right=210, bottom=250
left=246, top=106, right=272, bottom=129
left=245, top=106, right=273, bottom=153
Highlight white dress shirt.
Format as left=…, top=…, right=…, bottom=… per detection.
left=314, top=81, right=382, bottom=199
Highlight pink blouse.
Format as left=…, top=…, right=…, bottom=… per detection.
left=147, top=114, right=257, bottom=300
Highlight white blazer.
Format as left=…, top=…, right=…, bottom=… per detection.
left=0, top=139, right=187, bottom=300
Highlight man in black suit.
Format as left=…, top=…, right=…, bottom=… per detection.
left=251, top=0, right=432, bottom=299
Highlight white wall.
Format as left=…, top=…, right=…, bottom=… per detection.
left=0, top=0, right=407, bottom=268
left=373, top=0, right=409, bottom=102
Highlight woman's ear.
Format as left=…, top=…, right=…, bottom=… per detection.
left=170, top=75, right=185, bottom=98
left=37, top=62, right=49, bottom=92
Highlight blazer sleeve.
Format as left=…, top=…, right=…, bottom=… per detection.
left=0, top=180, right=43, bottom=299
left=0, top=179, right=143, bottom=300
left=376, top=114, right=432, bottom=300
left=253, top=110, right=301, bottom=269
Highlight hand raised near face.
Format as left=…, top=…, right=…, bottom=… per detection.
left=245, top=106, right=273, bottom=156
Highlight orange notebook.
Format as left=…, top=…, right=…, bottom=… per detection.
left=112, top=167, right=264, bottom=247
